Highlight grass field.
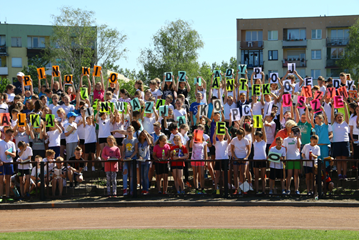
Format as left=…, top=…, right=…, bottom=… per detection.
left=1, top=229, right=358, bottom=240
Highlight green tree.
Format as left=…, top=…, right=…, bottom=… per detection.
left=138, top=19, right=204, bottom=101
left=22, top=55, right=51, bottom=91
left=338, top=19, right=359, bottom=81
left=0, top=78, right=9, bottom=93
left=45, top=7, right=127, bottom=87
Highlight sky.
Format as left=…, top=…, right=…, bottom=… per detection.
left=2, top=0, right=359, bottom=72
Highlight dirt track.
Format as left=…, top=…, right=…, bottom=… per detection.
left=1, top=206, right=358, bottom=232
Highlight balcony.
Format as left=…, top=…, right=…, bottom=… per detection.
left=240, top=60, right=264, bottom=69
left=326, top=59, right=340, bottom=68
left=0, top=67, right=8, bottom=75
left=282, top=59, right=307, bottom=68
left=282, top=39, right=307, bottom=48
left=0, top=46, right=8, bottom=56
left=326, top=37, right=349, bottom=46
left=240, top=41, right=263, bottom=49
left=27, top=48, right=46, bottom=58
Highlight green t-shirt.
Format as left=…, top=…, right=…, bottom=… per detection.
left=298, top=121, right=312, bottom=145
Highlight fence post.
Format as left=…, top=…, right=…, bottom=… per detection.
left=132, top=159, right=137, bottom=197
left=40, top=161, right=45, bottom=201
left=317, top=159, right=322, bottom=199
left=224, top=159, right=229, bottom=197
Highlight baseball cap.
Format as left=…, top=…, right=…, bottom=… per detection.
left=67, top=112, right=78, bottom=118
left=17, top=72, right=24, bottom=77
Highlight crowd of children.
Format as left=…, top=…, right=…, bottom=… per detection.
left=0, top=67, right=354, bottom=200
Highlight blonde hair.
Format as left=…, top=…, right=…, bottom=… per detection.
left=107, top=135, right=117, bottom=146
left=285, top=120, right=297, bottom=129
left=56, top=108, right=65, bottom=115
left=56, top=157, right=64, bottom=162
left=173, top=135, right=183, bottom=147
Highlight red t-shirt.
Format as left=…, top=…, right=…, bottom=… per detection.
left=153, top=144, right=171, bottom=164
left=170, top=145, right=188, bottom=167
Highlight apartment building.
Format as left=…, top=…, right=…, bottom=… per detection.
left=236, top=15, right=359, bottom=81
left=0, top=23, right=54, bottom=83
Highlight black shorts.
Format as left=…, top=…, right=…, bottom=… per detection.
left=269, top=168, right=283, bottom=180
left=18, top=169, right=30, bottom=176
left=85, top=142, right=97, bottom=154
left=303, top=166, right=313, bottom=174
left=32, top=150, right=45, bottom=160
left=171, top=166, right=183, bottom=170
left=79, top=139, right=85, bottom=145
left=116, top=138, right=124, bottom=146
left=214, top=161, right=228, bottom=171
left=331, top=142, right=350, bottom=157
left=253, top=160, right=266, bottom=169
left=155, top=162, right=169, bottom=175
left=60, top=139, right=66, bottom=146
left=209, top=146, right=216, bottom=156
left=99, top=138, right=107, bottom=144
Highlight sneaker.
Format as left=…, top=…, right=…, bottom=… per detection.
left=282, top=189, right=286, bottom=195
left=195, top=189, right=200, bottom=194
left=137, top=184, right=140, bottom=188
left=177, top=190, right=181, bottom=194
left=6, top=197, right=14, bottom=202
left=96, top=157, right=101, bottom=161
left=344, top=175, right=348, bottom=181
left=234, top=189, right=238, bottom=195
left=238, top=189, right=242, bottom=195
left=249, top=184, right=254, bottom=191
left=216, top=189, right=220, bottom=195
left=338, top=174, right=343, bottom=180
left=295, top=190, right=300, bottom=195
left=143, top=191, right=149, bottom=195
left=123, top=189, right=128, bottom=196
left=307, top=192, right=312, bottom=196
left=202, top=189, right=206, bottom=194
left=163, top=191, right=167, bottom=195
left=158, top=191, right=162, bottom=194
left=92, top=166, right=96, bottom=171
left=181, top=190, right=185, bottom=194
left=83, top=166, right=88, bottom=172
left=185, top=181, right=192, bottom=188
left=332, top=165, right=337, bottom=171
left=269, top=190, right=273, bottom=195
left=286, top=190, right=291, bottom=195
left=0, top=198, right=2, bottom=203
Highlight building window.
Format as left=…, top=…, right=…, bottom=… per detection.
left=245, top=31, right=263, bottom=41
left=311, top=29, right=322, bottom=39
left=311, top=69, right=321, bottom=79
left=241, top=50, right=263, bottom=67
left=12, top=57, right=22, bottom=68
left=268, top=50, right=278, bottom=60
left=287, top=29, right=306, bottom=40
left=0, top=35, right=5, bottom=46
left=268, top=31, right=278, bottom=41
left=311, top=50, right=321, bottom=60
left=331, top=47, right=344, bottom=59
left=11, top=37, right=22, bottom=47
left=27, top=36, right=45, bottom=49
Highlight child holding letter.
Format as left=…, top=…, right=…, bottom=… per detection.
left=268, top=137, right=286, bottom=195
left=301, top=135, right=320, bottom=196
left=251, top=126, right=267, bottom=194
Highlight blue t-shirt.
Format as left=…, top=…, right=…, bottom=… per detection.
left=314, top=123, right=330, bottom=145
left=207, top=103, right=213, bottom=119
left=190, top=102, right=204, bottom=125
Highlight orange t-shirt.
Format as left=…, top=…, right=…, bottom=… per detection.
left=269, top=129, right=288, bottom=149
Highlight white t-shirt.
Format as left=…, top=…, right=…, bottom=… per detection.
left=136, top=89, right=145, bottom=100
left=84, top=124, right=97, bottom=144
left=349, top=115, right=359, bottom=136
left=252, top=101, right=263, bottom=116
left=150, top=89, right=162, bottom=99
left=212, top=88, right=223, bottom=100
left=283, top=137, right=301, bottom=160
left=231, top=137, right=249, bottom=158
left=43, top=158, right=54, bottom=172
left=198, top=88, right=207, bottom=104
left=253, top=140, right=267, bottom=160
left=110, top=122, right=125, bottom=138
left=47, top=129, right=61, bottom=147
left=76, top=116, right=85, bottom=140
left=0, top=140, right=16, bottom=163
left=173, top=109, right=186, bottom=120
left=49, top=104, right=60, bottom=118
left=323, top=102, right=332, bottom=124
left=60, top=104, right=75, bottom=115
left=169, top=133, right=186, bottom=145
left=6, top=93, right=15, bottom=103
left=0, top=103, right=9, bottom=114
left=269, top=146, right=286, bottom=169
left=224, top=102, right=236, bottom=120
left=332, top=121, right=349, bottom=142
left=17, top=146, right=33, bottom=170
left=98, top=118, right=112, bottom=138
left=302, top=143, right=321, bottom=167
left=143, top=116, right=157, bottom=134
left=263, top=100, right=274, bottom=116
left=214, top=140, right=229, bottom=160
left=319, top=85, right=326, bottom=93
left=265, top=121, right=276, bottom=144
left=64, top=122, right=78, bottom=143
left=245, top=133, right=252, bottom=146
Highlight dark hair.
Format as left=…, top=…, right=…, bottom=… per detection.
left=311, top=135, right=319, bottom=141
left=168, top=123, right=178, bottom=132
left=131, top=120, right=141, bottom=132
left=17, top=141, right=26, bottom=148
left=243, top=122, right=252, bottom=133
left=349, top=102, right=357, bottom=116
left=34, top=100, right=43, bottom=112
left=236, top=127, right=245, bottom=136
